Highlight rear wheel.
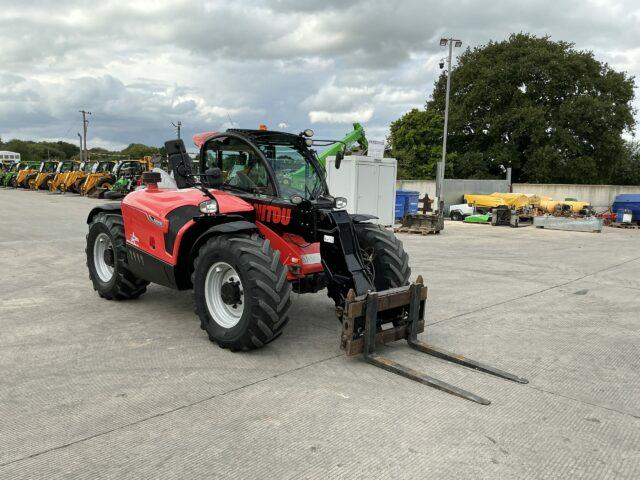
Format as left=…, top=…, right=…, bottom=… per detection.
left=193, top=233, right=291, bottom=351
left=86, top=213, right=149, bottom=300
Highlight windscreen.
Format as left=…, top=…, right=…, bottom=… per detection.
left=258, top=143, right=324, bottom=199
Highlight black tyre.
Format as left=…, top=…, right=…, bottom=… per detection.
left=193, top=233, right=291, bottom=351
left=86, top=213, right=149, bottom=300
left=39, top=175, right=53, bottom=190
left=354, top=223, right=411, bottom=292
left=10, top=176, right=18, bottom=188
left=450, top=211, right=463, bottom=221
left=25, top=174, right=37, bottom=189
left=97, top=178, right=114, bottom=190
left=73, top=178, right=85, bottom=193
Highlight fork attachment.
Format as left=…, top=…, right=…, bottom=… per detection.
left=340, top=276, right=528, bottom=405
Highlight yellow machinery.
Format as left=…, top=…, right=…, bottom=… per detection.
left=56, top=161, right=94, bottom=193
left=464, top=192, right=539, bottom=209
left=538, top=197, right=591, bottom=215
left=48, top=161, right=82, bottom=192
left=463, top=192, right=541, bottom=227
left=16, top=163, right=42, bottom=188
left=23, top=160, right=60, bottom=190
left=79, top=161, right=117, bottom=196
left=28, top=161, right=58, bottom=189
left=82, top=158, right=153, bottom=197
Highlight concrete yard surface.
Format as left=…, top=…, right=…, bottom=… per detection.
left=1, top=188, right=639, bottom=479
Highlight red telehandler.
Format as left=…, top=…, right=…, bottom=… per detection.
left=85, top=128, right=526, bottom=404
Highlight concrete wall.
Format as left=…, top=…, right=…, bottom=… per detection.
left=396, top=179, right=640, bottom=209
left=395, top=179, right=436, bottom=198
left=513, top=183, right=640, bottom=208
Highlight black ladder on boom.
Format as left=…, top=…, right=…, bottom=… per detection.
left=340, top=276, right=528, bottom=405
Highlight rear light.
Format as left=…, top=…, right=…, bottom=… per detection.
left=199, top=199, right=218, bottom=215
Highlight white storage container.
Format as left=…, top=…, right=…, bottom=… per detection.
left=325, top=155, right=397, bottom=226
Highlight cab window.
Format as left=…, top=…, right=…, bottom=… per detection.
left=204, top=137, right=274, bottom=195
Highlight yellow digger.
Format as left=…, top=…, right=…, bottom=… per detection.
left=48, top=160, right=83, bottom=192
left=79, top=161, right=117, bottom=196
left=55, top=161, right=94, bottom=193
left=25, top=161, right=58, bottom=190
left=16, top=162, right=43, bottom=188
left=82, top=158, right=152, bottom=198
left=33, top=161, right=76, bottom=190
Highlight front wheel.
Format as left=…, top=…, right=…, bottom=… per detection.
left=355, top=223, right=411, bottom=291
left=193, top=233, right=291, bottom=351
left=86, top=213, right=149, bottom=300
left=450, top=211, right=463, bottom=221
left=26, top=175, right=37, bottom=189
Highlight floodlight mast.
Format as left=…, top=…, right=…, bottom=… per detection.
left=436, top=37, right=462, bottom=214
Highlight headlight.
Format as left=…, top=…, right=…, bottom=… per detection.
left=199, top=198, right=218, bottom=214
left=334, top=197, right=348, bottom=209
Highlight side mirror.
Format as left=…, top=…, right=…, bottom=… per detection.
left=203, top=167, right=223, bottom=188
left=335, top=150, right=344, bottom=170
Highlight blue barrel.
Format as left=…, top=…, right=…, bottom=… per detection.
left=395, top=190, right=420, bottom=219
left=406, top=191, right=420, bottom=215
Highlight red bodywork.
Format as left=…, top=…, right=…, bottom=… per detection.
left=121, top=186, right=322, bottom=280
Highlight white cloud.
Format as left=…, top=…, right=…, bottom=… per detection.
left=0, top=0, right=638, bottom=148
left=309, top=109, right=374, bottom=124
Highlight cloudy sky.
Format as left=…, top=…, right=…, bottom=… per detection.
left=0, top=0, right=638, bottom=151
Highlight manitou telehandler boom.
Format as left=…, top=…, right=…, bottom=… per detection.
left=85, top=127, right=526, bottom=404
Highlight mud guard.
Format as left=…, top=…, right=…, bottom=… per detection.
left=190, top=220, right=258, bottom=259
left=350, top=213, right=378, bottom=223
left=86, top=202, right=122, bottom=224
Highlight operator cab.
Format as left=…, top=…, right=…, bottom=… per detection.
left=39, top=161, right=57, bottom=173
left=56, top=161, right=77, bottom=174
left=92, top=161, right=116, bottom=173
left=198, top=129, right=330, bottom=204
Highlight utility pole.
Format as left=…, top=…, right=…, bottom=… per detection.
left=79, top=110, right=91, bottom=162
left=437, top=37, right=462, bottom=213
left=172, top=121, right=182, bottom=139
left=77, top=133, right=83, bottom=161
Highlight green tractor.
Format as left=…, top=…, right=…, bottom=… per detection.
left=2, top=161, right=40, bottom=188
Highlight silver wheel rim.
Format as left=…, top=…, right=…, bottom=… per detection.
left=204, top=262, right=244, bottom=328
left=93, top=233, right=115, bottom=282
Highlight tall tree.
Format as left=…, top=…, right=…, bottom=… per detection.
left=389, top=108, right=444, bottom=179
left=121, top=143, right=160, bottom=159
left=391, top=34, right=636, bottom=182
left=427, top=33, right=635, bottom=184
